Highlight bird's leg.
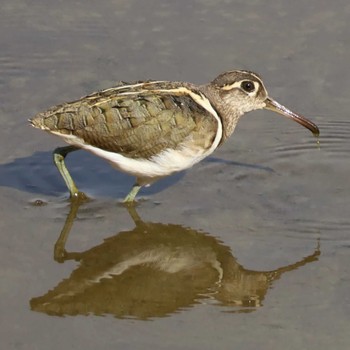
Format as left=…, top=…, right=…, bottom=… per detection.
left=123, top=183, right=142, bottom=203
left=53, top=146, right=85, bottom=199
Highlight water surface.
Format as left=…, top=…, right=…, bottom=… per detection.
left=0, top=1, right=349, bottom=349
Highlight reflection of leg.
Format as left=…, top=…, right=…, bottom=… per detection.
left=53, top=146, right=85, bottom=199
left=54, top=196, right=84, bottom=262
left=123, top=183, right=142, bottom=203
left=124, top=203, right=143, bottom=225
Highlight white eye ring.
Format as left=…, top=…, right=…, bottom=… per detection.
left=221, top=80, right=258, bottom=95
left=240, top=80, right=255, bottom=93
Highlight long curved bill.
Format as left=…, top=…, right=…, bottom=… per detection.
left=264, top=97, right=320, bottom=137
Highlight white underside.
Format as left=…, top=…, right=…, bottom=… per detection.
left=51, top=88, right=223, bottom=185
left=56, top=133, right=218, bottom=185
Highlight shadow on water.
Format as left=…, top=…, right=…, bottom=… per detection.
left=0, top=151, right=273, bottom=198
left=30, top=199, right=320, bottom=320
left=0, top=150, right=273, bottom=198
left=0, top=150, right=184, bottom=198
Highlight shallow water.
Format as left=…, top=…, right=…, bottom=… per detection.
left=1, top=1, right=350, bottom=349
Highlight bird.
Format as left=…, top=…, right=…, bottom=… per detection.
left=29, top=70, right=320, bottom=203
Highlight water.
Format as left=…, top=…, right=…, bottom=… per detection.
left=1, top=1, right=349, bottom=349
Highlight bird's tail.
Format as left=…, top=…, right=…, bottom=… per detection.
left=28, top=113, right=49, bottom=130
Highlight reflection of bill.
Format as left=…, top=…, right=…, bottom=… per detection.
left=30, top=200, right=320, bottom=319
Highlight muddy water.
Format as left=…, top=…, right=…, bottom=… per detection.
left=1, top=1, right=350, bottom=349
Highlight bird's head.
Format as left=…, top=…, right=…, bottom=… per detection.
left=203, top=70, right=319, bottom=139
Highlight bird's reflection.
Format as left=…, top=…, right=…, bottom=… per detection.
left=30, top=199, right=320, bottom=319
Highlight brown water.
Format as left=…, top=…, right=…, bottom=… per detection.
left=1, top=1, right=350, bottom=349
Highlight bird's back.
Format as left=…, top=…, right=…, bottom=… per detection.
left=30, top=81, right=220, bottom=160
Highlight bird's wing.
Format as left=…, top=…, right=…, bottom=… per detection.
left=31, top=82, right=220, bottom=159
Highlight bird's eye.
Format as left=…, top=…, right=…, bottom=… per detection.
left=240, top=80, right=255, bottom=93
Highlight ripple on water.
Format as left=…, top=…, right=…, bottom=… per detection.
left=270, top=119, right=350, bottom=160
left=282, top=218, right=350, bottom=243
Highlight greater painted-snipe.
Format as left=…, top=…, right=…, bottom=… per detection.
left=30, top=70, right=319, bottom=202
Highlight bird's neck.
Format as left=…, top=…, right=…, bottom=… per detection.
left=199, top=84, right=242, bottom=145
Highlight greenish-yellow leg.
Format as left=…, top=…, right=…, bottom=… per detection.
left=123, top=183, right=142, bottom=203
left=53, top=146, right=82, bottom=199
left=54, top=146, right=140, bottom=202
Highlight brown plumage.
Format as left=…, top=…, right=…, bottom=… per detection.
left=30, top=70, right=319, bottom=202
left=31, top=81, right=219, bottom=159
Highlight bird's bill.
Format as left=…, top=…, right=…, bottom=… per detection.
left=264, top=97, right=320, bottom=137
